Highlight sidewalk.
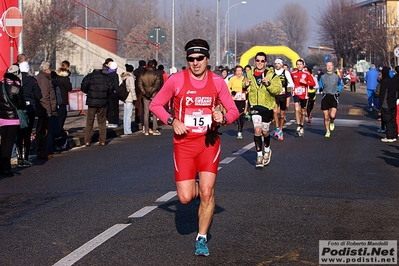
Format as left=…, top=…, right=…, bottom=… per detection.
left=64, top=106, right=141, bottom=148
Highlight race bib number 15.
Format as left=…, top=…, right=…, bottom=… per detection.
left=184, top=108, right=212, bottom=133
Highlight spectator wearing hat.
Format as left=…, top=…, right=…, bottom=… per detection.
left=16, top=55, right=42, bottom=167
left=107, top=61, right=120, bottom=128
left=0, top=65, right=26, bottom=176
left=134, top=60, right=146, bottom=130
left=121, top=64, right=137, bottom=135
left=81, top=60, right=113, bottom=146
left=36, top=61, right=58, bottom=160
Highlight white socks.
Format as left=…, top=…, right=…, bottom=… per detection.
left=196, top=233, right=207, bottom=241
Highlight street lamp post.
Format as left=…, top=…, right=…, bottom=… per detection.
left=216, top=0, right=220, bottom=68
left=224, top=1, right=246, bottom=68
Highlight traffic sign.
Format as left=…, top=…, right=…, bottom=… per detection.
left=2, top=7, right=23, bottom=38
left=148, top=27, right=166, bottom=45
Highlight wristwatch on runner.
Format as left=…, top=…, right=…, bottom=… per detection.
left=222, top=115, right=227, bottom=125
left=167, top=116, right=175, bottom=125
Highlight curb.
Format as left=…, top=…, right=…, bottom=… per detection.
left=67, top=123, right=141, bottom=148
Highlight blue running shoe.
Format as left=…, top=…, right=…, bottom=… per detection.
left=273, top=128, right=280, bottom=137
left=195, top=237, right=209, bottom=256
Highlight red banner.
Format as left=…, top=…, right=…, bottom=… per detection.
left=0, top=0, right=19, bottom=77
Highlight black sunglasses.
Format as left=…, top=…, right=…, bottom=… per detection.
left=186, top=55, right=206, bottom=62
left=255, top=59, right=266, bottom=63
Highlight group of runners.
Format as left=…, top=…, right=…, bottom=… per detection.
left=149, top=39, right=342, bottom=257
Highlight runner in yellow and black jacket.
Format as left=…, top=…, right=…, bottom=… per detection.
left=242, top=51, right=282, bottom=168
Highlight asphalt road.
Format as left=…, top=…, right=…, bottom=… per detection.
left=0, top=89, right=398, bottom=266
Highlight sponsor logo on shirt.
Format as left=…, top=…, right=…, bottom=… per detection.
left=195, top=97, right=212, bottom=106
left=186, top=97, right=194, bottom=106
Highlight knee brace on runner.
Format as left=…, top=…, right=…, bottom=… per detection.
left=262, top=122, right=270, bottom=132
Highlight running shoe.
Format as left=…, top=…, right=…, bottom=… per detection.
left=237, top=132, right=242, bottom=139
left=195, top=237, right=209, bottom=256
left=256, top=156, right=264, bottom=168
left=296, top=126, right=301, bottom=135
left=278, top=131, right=284, bottom=141
left=149, top=129, right=154, bottom=134
left=325, top=131, right=331, bottom=138
left=381, top=138, right=397, bottom=143
left=299, top=126, right=304, bottom=137
left=263, top=149, right=272, bottom=165
left=329, top=122, right=335, bottom=131
left=377, top=128, right=386, bottom=133
left=307, top=114, right=312, bottom=124
left=274, top=128, right=280, bottom=137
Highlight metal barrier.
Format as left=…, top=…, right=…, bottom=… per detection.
left=67, top=89, right=87, bottom=115
left=68, top=74, right=86, bottom=115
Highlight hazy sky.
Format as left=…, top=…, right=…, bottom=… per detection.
left=165, top=0, right=363, bottom=47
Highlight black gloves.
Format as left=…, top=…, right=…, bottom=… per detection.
left=205, top=124, right=222, bottom=147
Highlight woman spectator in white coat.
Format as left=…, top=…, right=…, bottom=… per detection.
left=122, top=64, right=137, bottom=135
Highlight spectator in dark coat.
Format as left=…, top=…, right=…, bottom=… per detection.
left=379, top=66, right=399, bottom=142
left=16, top=59, right=42, bottom=167
left=36, top=61, right=58, bottom=160
left=0, top=66, right=26, bottom=176
left=134, top=60, right=146, bottom=128
left=56, top=60, right=73, bottom=131
left=81, top=60, right=113, bottom=146
left=138, top=59, right=161, bottom=135
left=106, top=61, right=120, bottom=128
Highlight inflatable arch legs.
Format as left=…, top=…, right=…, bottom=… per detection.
left=239, top=46, right=300, bottom=68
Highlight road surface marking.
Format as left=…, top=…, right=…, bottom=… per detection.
left=220, top=157, right=236, bottom=164
left=53, top=224, right=130, bottom=266
left=156, top=191, right=177, bottom=202
left=128, top=206, right=158, bottom=218
left=233, top=143, right=255, bottom=155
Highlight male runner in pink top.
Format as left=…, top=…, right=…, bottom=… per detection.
left=150, top=39, right=239, bottom=257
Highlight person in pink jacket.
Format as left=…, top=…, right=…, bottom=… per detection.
left=150, top=39, right=239, bottom=257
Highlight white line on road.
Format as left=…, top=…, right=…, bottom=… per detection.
left=220, top=157, right=236, bottom=164
left=53, top=224, right=130, bottom=266
left=156, top=191, right=177, bottom=202
left=128, top=206, right=158, bottom=218
left=233, top=143, right=255, bottom=155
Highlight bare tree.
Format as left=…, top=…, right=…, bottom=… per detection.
left=23, top=0, right=77, bottom=65
left=72, top=0, right=163, bottom=59
left=236, top=21, right=288, bottom=62
left=279, top=3, right=309, bottom=55
left=317, top=0, right=362, bottom=67
left=360, top=4, right=399, bottom=67
left=173, top=3, right=217, bottom=68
